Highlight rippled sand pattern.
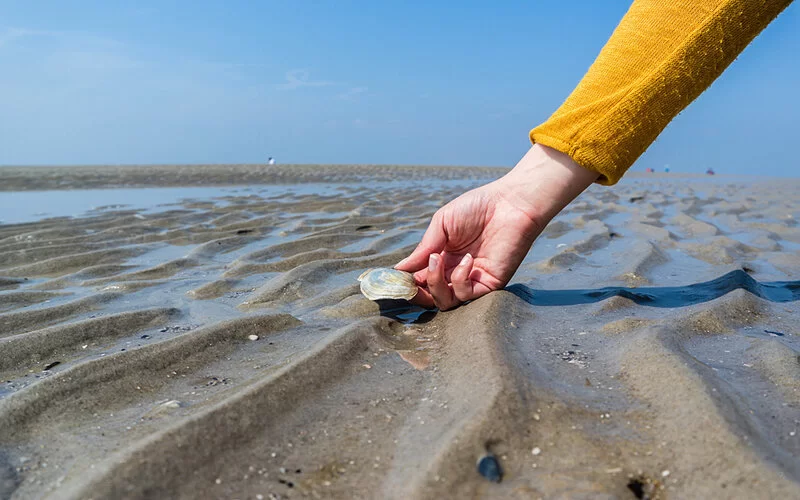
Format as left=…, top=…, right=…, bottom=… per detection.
left=1, top=168, right=799, bottom=499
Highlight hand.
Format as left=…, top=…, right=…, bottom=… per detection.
left=395, top=181, right=541, bottom=310
left=395, top=144, right=599, bottom=310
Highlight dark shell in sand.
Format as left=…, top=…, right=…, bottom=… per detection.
left=476, top=454, right=503, bottom=483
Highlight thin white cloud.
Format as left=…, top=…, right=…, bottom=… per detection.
left=0, top=26, right=130, bottom=56
left=0, top=27, right=61, bottom=49
left=276, top=69, right=337, bottom=90
left=338, top=86, right=368, bottom=100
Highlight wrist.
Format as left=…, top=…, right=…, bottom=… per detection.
left=494, top=144, right=599, bottom=228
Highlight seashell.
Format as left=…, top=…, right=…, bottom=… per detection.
left=476, top=454, right=503, bottom=483
left=357, top=268, right=418, bottom=301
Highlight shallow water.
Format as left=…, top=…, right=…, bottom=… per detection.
left=0, top=178, right=489, bottom=225
left=508, top=270, right=800, bottom=307
left=0, top=184, right=371, bottom=224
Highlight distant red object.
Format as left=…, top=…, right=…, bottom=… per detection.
left=706, top=168, right=715, bottom=175
left=646, top=167, right=654, bottom=173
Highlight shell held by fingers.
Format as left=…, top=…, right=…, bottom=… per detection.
left=358, top=268, right=418, bottom=301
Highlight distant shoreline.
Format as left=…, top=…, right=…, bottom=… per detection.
left=0, top=163, right=775, bottom=192
left=0, top=164, right=505, bottom=192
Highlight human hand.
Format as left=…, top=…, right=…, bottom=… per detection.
left=395, top=144, right=599, bottom=310
left=394, top=180, right=541, bottom=310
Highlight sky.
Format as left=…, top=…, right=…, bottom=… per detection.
left=0, top=1, right=798, bottom=176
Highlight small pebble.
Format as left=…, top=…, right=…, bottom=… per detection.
left=248, top=335, right=259, bottom=341
left=662, top=470, right=670, bottom=477
left=532, top=447, right=541, bottom=456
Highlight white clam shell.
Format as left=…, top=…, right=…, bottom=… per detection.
left=358, top=268, right=418, bottom=301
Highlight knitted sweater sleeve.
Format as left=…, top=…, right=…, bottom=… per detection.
left=530, top=0, right=792, bottom=185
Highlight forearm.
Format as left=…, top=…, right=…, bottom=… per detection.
left=531, top=0, right=792, bottom=185
left=494, top=144, right=598, bottom=230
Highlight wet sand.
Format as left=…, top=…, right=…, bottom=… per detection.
left=0, top=165, right=799, bottom=499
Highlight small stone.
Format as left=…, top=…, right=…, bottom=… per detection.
left=532, top=447, right=542, bottom=456
left=215, top=478, right=221, bottom=484
left=662, top=470, right=670, bottom=477
left=279, top=467, right=286, bottom=474
left=476, top=454, right=502, bottom=483
left=248, top=335, right=259, bottom=341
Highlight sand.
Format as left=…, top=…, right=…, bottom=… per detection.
left=0, top=165, right=798, bottom=499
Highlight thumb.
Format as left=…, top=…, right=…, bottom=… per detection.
left=395, top=216, right=446, bottom=272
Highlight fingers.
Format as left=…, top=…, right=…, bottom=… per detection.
left=395, top=214, right=446, bottom=272
left=450, top=253, right=474, bottom=302
left=428, top=253, right=480, bottom=311
left=410, top=287, right=435, bottom=309
left=408, top=253, right=478, bottom=310
left=425, top=254, right=453, bottom=308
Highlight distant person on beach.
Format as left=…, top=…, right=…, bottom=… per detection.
left=396, top=0, right=791, bottom=310
left=268, top=157, right=276, bottom=165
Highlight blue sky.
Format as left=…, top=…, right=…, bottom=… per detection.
left=0, top=1, right=798, bottom=176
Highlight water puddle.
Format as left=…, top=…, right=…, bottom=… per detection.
left=507, top=270, right=800, bottom=308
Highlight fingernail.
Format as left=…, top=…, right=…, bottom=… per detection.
left=428, top=254, right=438, bottom=271
left=459, top=253, right=472, bottom=267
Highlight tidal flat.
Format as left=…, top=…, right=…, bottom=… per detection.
left=0, top=164, right=798, bottom=499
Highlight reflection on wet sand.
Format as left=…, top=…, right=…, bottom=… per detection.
left=397, top=350, right=431, bottom=371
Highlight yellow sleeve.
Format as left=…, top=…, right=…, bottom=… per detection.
left=530, top=0, right=792, bottom=185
